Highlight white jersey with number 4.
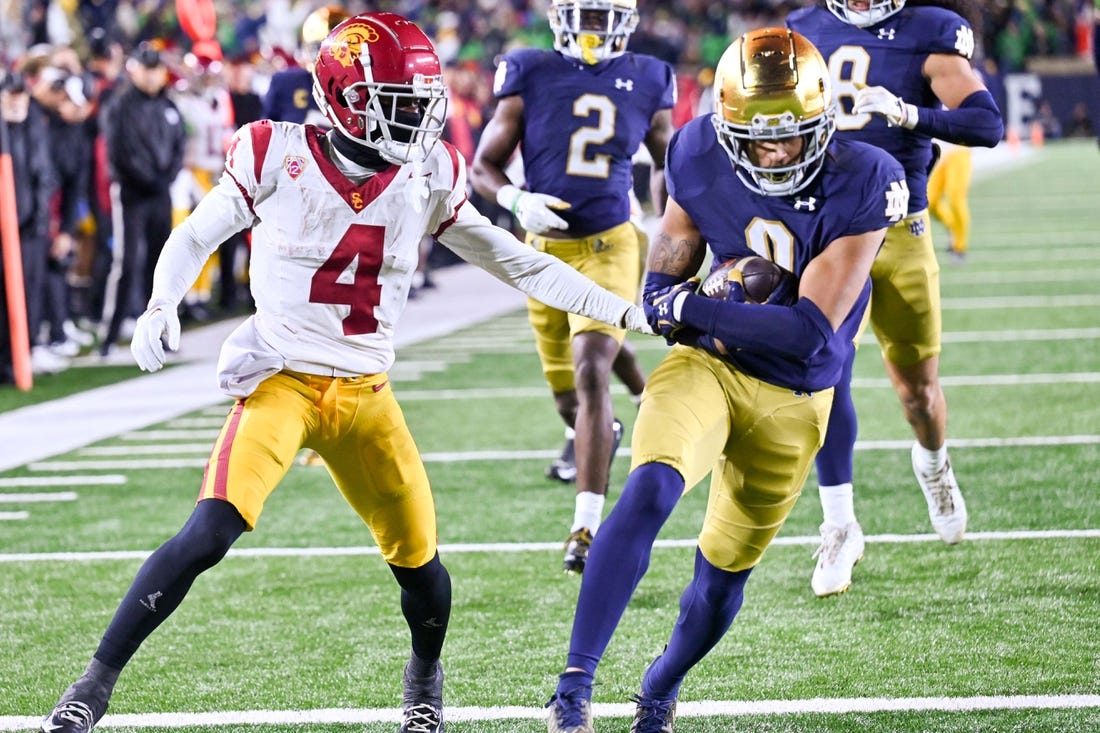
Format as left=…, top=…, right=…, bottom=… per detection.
left=150, top=121, right=646, bottom=397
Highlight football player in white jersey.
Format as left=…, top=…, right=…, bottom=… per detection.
left=38, top=13, right=652, bottom=733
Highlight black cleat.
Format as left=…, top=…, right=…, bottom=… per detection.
left=400, top=657, right=444, bottom=733
left=546, top=418, right=623, bottom=484
left=40, top=698, right=105, bottom=733
left=546, top=433, right=577, bottom=483
left=562, top=528, right=593, bottom=575
left=630, top=692, right=677, bottom=733
left=608, top=418, right=624, bottom=476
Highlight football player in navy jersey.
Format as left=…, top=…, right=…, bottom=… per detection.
left=470, top=0, right=675, bottom=576
left=262, top=5, right=348, bottom=125
left=544, top=28, right=908, bottom=733
left=788, top=0, right=1004, bottom=598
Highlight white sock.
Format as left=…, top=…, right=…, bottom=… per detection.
left=819, top=483, right=856, bottom=527
left=572, top=491, right=606, bottom=534
left=564, top=426, right=576, bottom=440
left=913, top=442, right=948, bottom=474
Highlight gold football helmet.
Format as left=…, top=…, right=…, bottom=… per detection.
left=548, top=0, right=639, bottom=65
left=711, top=27, right=835, bottom=197
left=826, top=0, right=905, bottom=28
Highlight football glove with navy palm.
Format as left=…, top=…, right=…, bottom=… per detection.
left=643, top=277, right=700, bottom=342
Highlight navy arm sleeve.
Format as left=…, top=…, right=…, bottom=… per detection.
left=679, top=295, right=834, bottom=361
left=913, top=90, right=1004, bottom=148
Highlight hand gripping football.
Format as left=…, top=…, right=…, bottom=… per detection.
left=699, top=256, right=792, bottom=304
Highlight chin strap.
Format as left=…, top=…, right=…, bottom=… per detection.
left=577, top=33, right=601, bottom=64
left=329, top=130, right=389, bottom=171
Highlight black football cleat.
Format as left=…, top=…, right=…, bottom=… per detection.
left=630, top=692, right=677, bottom=733
left=40, top=698, right=105, bottom=733
left=562, top=528, right=593, bottom=575
left=400, top=657, right=444, bottom=733
left=546, top=432, right=577, bottom=483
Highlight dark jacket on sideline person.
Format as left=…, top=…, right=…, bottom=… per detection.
left=102, top=82, right=185, bottom=195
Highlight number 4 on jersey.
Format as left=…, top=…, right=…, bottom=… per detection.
left=309, top=224, right=385, bottom=335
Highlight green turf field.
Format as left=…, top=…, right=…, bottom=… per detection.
left=2, top=141, right=1098, bottom=732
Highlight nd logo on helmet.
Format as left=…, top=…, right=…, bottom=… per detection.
left=331, top=25, right=380, bottom=68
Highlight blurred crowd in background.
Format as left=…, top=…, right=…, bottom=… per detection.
left=0, top=0, right=1098, bottom=383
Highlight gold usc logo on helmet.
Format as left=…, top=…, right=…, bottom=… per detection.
left=329, top=25, right=381, bottom=68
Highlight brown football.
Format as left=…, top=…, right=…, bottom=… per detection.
left=699, top=256, right=790, bottom=304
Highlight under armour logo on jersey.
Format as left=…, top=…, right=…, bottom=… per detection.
left=877, top=29, right=896, bottom=40
left=615, top=78, right=634, bottom=91
left=885, top=180, right=910, bottom=222
left=955, top=26, right=975, bottom=59
left=140, top=591, right=163, bottom=612
left=793, top=197, right=817, bottom=211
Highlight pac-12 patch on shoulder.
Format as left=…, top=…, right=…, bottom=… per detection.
left=284, top=155, right=307, bottom=180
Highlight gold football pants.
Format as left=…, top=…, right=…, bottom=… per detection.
left=525, top=221, right=642, bottom=393
left=631, top=346, right=833, bottom=572
left=198, top=370, right=437, bottom=568
left=866, top=210, right=943, bottom=367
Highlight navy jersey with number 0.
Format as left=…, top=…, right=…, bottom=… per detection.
left=494, top=49, right=675, bottom=235
left=667, top=116, right=908, bottom=392
left=787, top=6, right=976, bottom=213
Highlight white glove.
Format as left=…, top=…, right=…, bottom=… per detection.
left=853, top=86, right=918, bottom=130
left=130, top=302, right=181, bottom=372
left=623, top=304, right=656, bottom=335
left=497, top=184, right=570, bottom=235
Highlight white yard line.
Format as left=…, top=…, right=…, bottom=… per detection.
left=395, top=373, right=1100, bottom=401
left=941, top=294, right=1100, bottom=309
left=0, top=512, right=29, bottom=521
left=163, top=417, right=229, bottom=429
left=2, top=528, right=1097, bottom=563
left=79, top=444, right=214, bottom=456
left=0, top=475, right=125, bottom=487
left=119, top=429, right=222, bottom=441
left=2, top=693, right=1098, bottom=730
left=0, top=492, right=76, bottom=503
left=23, top=433, right=1100, bottom=473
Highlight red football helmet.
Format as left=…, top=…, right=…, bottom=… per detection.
left=312, top=12, right=448, bottom=165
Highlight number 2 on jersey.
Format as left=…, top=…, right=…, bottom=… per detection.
left=567, top=94, right=616, bottom=178
left=309, top=224, right=384, bottom=336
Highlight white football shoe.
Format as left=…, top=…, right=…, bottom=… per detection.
left=811, top=521, right=865, bottom=598
left=912, top=443, right=967, bottom=544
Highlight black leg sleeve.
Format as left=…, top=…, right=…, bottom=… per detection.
left=94, top=499, right=246, bottom=669
left=388, top=553, right=451, bottom=664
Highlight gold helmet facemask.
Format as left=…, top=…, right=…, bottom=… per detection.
left=548, top=0, right=639, bottom=65
left=711, top=27, right=836, bottom=197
